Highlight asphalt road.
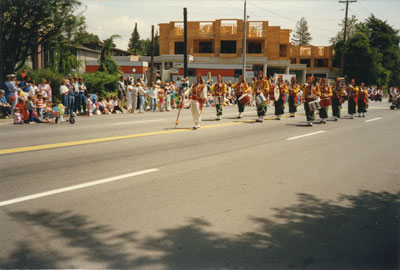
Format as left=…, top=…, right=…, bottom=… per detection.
left=0, top=101, right=399, bottom=269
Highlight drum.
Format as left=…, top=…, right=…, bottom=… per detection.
left=308, top=100, right=321, bottom=111
left=214, top=96, right=223, bottom=105
left=320, top=98, right=331, bottom=108
left=256, top=93, right=266, bottom=105
left=239, top=94, right=251, bottom=105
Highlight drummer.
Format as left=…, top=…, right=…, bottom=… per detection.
left=288, top=77, right=300, bottom=117
left=347, top=78, right=359, bottom=119
left=318, top=78, right=332, bottom=124
left=331, top=77, right=343, bottom=121
left=253, top=71, right=269, bottom=122
left=275, top=75, right=288, bottom=120
left=357, top=82, right=368, bottom=117
left=233, top=75, right=250, bottom=119
left=303, top=76, right=318, bottom=126
left=211, top=75, right=227, bottom=121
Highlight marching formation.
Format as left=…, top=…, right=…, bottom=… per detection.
left=180, top=74, right=391, bottom=129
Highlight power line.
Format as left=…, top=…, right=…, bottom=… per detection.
left=248, top=2, right=337, bottom=34
left=357, top=1, right=371, bottom=17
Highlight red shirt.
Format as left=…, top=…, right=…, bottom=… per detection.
left=16, top=102, right=28, bottom=120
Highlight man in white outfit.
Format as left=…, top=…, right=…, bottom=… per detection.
left=184, top=74, right=207, bottom=130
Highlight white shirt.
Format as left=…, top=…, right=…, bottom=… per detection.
left=149, top=87, right=159, bottom=99
left=60, top=85, right=69, bottom=95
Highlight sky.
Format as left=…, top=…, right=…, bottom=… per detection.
left=79, top=0, right=400, bottom=50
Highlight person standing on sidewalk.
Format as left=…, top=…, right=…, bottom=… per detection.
left=118, top=76, right=126, bottom=110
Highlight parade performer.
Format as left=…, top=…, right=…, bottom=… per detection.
left=331, top=77, right=343, bottom=121
left=288, top=77, right=299, bottom=117
left=253, top=71, right=269, bottom=122
left=211, top=75, right=227, bottom=121
left=347, top=78, right=359, bottom=119
left=233, top=75, right=250, bottom=119
left=318, top=78, right=332, bottom=123
left=357, top=82, right=368, bottom=117
left=183, top=74, right=207, bottom=129
left=275, top=75, right=288, bottom=120
left=303, top=76, right=318, bottom=126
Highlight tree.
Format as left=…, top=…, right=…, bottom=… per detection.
left=362, top=15, right=400, bottom=86
left=0, top=0, right=83, bottom=85
left=74, top=30, right=101, bottom=50
left=98, top=35, right=121, bottom=74
left=330, top=15, right=360, bottom=45
left=344, top=32, right=382, bottom=85
left=128, top=23, right=141, bottom=55
left=331, top=14, right=400, bottom=87
left=291, top=17, right=312, bottom=45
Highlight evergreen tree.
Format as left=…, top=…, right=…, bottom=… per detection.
left=128, top=23, right=140, bottom=55
left=291, top=17, right=312, bottom=45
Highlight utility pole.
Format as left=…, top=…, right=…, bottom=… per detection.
left=149, top=25, right=154, bottom=86
left=242, top=0, right=247, bottom=81
left=339, top=0, right=357, bottom=77
left=183, top=8, right=188, bottom=78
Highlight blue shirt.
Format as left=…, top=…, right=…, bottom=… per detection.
left=19, top=81, right=30, bottom=93
left=0, top=96, right=7, bottom=104
left=4, top=81, right=10, bottom=97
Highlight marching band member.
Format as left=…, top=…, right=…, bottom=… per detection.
left=303, top=76, right=318, bottom=126
left=318, top=78, right=332, bottom=123
left=211, top=75, right=227, bottom=121
left=233, top=75, right=250, bottom=119
left=253, top=71, right=269, bottom=122
left=357, top=82, right=368, bottom=117
left=331, top=77, right=343, bottom=121
left=347, top=78, right=359, bottom=119
left=184, top=74, right=207, bottom=130
left=288, top=77, right=299, bottom=117
left=275, top=75, right=288, bottom=120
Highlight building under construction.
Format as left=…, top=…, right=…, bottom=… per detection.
left=142, top=19, right=336, bottom=83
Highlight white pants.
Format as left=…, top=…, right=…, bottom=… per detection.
left=191, top=100, right=202, bottom=127
left=127, top=91, right=132, bottom=110
left=131, top=95, right=138, bottom=112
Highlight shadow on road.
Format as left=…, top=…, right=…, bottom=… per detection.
left=1, top=190, right=398, bottom=269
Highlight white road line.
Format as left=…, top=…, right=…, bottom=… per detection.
left=111, top=119, right=166, bottom=126
left=287, top=131, right=326, bottom=141
left=0, top=168, right=159, bottom=207
left=366, top=117, right=382, bottom=123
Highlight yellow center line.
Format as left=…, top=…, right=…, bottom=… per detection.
left=0, top=120, right=253, bottom=155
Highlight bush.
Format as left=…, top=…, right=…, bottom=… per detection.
left=17, top=66, right=65, bottom=103
left=82, top=72, right=119, bottom=97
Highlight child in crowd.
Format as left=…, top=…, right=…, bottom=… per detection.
left=35, top=93, right=45, bottom=119
left=105, top=97, right=114, bottom=113
left=111, top=95, right=123, bottom=113
left=158, top=88, right=165, bottom=112
left=29, top=80, right=39, bottom=98
left=13, top=107, right=23, bottom=124
left=26, top=95, right=35, bottom=124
